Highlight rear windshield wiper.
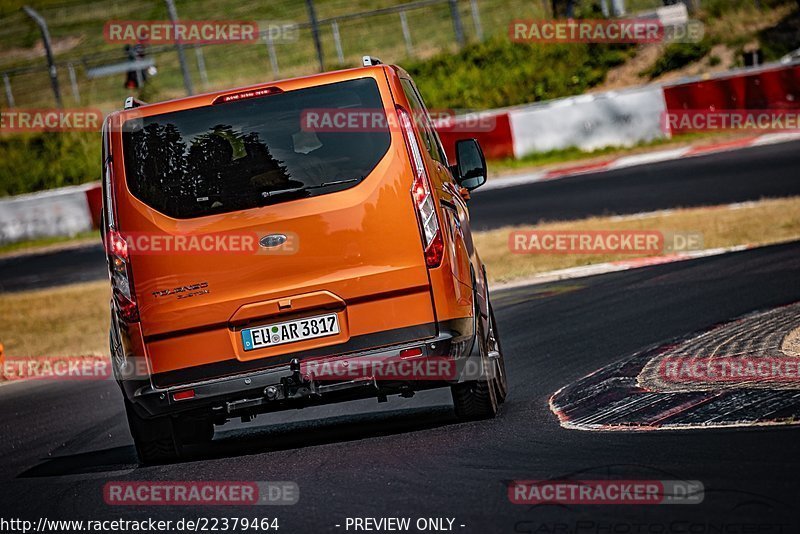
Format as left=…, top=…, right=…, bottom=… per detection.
left=261, top=178, right=361, bottom=198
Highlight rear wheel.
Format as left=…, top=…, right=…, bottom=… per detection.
left=174, top=416, right=215, bottom=445
left=451, top=296, right=500, bottom=421
left=487, top=301, right=508, bottom=403
left=124, top=399, right=182, bottom=465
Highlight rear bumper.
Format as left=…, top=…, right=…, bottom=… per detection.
left=123, top=321, right=474, bottom=419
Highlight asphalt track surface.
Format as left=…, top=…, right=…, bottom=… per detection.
left=1, top=241, right=800, bottom=531
left=2, top=139, right=800, bottom=293
left=469, top=139, right=800, bottom=230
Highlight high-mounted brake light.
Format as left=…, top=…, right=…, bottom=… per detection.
left=397, top=106, right=443, bottom=268
left=212, top=86, right=283, bottom=105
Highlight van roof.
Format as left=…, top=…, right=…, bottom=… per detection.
left=114, top=64, right=399, bottom=121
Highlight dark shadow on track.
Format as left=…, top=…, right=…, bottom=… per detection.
left=18, top=406, right=456, bottom=477
left=17, top=446, right=138, bottom=478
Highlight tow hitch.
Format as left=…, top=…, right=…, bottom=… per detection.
left=224, top=358, right=379, bottom=416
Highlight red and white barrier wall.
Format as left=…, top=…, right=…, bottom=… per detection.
left=664, top=63, right=800, bottom=134
left=435, top=85, right=668, bottom=161
left=0, top=182, right=101, bottom=245
left=2, top=63, right=799, bottom=245
left=436, top=62, right=800, bottom=160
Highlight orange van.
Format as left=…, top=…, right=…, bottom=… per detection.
left=103, top=57, right=508, bottom=464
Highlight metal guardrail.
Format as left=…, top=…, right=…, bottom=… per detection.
left=0, top=0, right=470, bottom=108
left=781, top=47, right=800, bottom=64
left=85, top=58, right=155, bottom=78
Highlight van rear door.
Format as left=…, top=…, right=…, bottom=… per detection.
left=112, top=72, right=437, bottom=387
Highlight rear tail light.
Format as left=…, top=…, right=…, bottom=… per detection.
left=397, top=106, right=443, bottom=268
left=102, top=144, right=139, bottom=323
left=107, top=230, right=139, bottom=323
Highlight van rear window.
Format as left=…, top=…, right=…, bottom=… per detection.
left=121, top=78, right=391, bottom=219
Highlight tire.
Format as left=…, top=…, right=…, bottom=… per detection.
left=124, top=399, right=183, bottom=465
left=175, top=416, right=215, bottom=445
left=451, top=295, right=500, bottom=421
left=451, top=376, right=499, bottom=420
left=487, top=301, right=508, bottom=404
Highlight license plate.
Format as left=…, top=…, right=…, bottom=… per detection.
left=241, top=313, right=339, bottom=351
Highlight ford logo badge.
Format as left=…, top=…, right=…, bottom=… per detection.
left=259, top=234, right=288, bottom=248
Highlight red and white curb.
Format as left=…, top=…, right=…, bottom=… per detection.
left=480, top=131, right=800, bottom=192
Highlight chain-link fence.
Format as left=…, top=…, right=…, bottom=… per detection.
left=0, top=0, right=731, bottom=111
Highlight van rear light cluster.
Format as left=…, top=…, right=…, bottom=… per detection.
left=397, top=106, right=443, bottom=268
left=102, top=142, right=139, bottom=323
left=107, top=230, right=139, bottom=323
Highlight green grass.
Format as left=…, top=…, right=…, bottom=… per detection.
left=476, top=196, right=800, bottom=284
left=2, top=0, right=796, bottom=110
left=405, top=37, right=633, bottom=109
left=0, top=132, right=100, bottom=197
left=0, top=0, right=552, bottom=109
left=640, top=39, right=714, bottom=79
left=486, top=131, right=741, bottom=175
left=701, top=0, right=795, bottom=18
left=0, top=230, right=98, bottom=255
left=759, top=8, right=800, bottom=61
left=639, top=0, right=797, bottom=78
left=1, top=0, right=797, bottom=199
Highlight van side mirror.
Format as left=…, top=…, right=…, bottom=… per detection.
left=453, top=139, right=487, bottom=191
